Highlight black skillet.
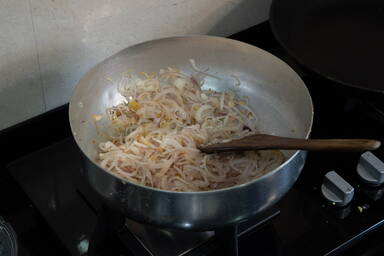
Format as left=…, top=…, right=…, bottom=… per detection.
left=270, top=0, right=384, bottom=94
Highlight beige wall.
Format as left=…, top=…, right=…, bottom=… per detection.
left=0, top=0, right=271, bottom=130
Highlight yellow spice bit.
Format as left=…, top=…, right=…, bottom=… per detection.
left=92, top=114, right=103, bottom=121
left=129, top=101, right=140, bottom=111
left=140, top=135, right=151, bottom=145
left=238, top=101, right=246, bottom=105
left=140, top=72, right=150, bottom=78
left=357, top=206, right=363, bottom=213
left=105, top=77, right=114, bottom=82
left=122, top=71, right=131, bottom=78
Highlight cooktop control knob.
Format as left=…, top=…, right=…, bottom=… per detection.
left=321, top=171, right=354, bottom=207
left=357, top=151, right=384, bottom=186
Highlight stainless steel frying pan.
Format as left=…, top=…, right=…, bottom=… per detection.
left=69, top=36, right=313, bottom=230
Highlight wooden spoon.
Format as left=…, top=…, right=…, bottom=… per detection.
left=200, top=134, right=381, bottom=153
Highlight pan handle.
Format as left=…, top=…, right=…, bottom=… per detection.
left=201, top=134, right=381, bottom=153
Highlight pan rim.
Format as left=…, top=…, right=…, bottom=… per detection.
left=69, top=34, right=314, bottom=195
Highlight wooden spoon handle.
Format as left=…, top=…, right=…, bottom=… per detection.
left=201, top=134, right=381, bottom=153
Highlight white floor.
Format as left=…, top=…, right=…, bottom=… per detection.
left=0, top=0, right=270, bottom=130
